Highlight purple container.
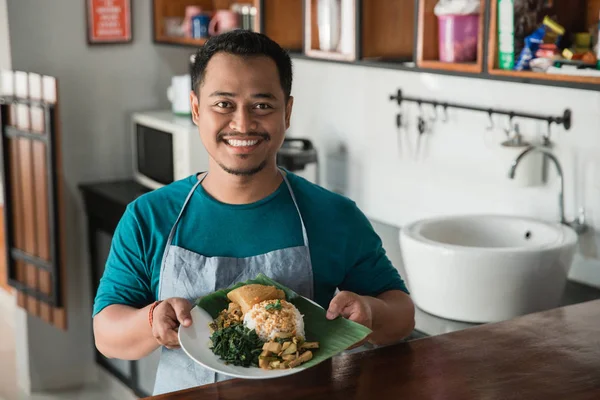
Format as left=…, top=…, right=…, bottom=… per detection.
left=437, top=14, right=479, bottom=63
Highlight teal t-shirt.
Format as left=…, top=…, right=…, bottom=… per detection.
left=92, top=172, right=408, bottom=317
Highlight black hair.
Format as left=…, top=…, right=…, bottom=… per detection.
left=191, top=30, right=293, bottom=100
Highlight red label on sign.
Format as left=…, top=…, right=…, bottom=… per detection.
left=88, top=0, right=131, bottom=42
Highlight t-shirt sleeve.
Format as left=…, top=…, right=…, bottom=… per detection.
left=338, top=203, right=409, bottom=297
left=92, top=204, right=153, bottom=317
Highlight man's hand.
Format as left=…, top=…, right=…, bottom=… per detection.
left=326, top=290, right=373, bottom=329
left=326, top=289, right=415, bottom=349
left=327, top=291, right=374, bottom=350
left=151, top=298, right=193, bottom=350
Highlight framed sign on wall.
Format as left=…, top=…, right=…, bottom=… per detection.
left=86, top=0, right=133, bottom=45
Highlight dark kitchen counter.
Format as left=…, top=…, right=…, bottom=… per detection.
left=144, top=298, right=600, bottom=400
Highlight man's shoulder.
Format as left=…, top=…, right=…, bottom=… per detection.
left=126, top=175, right=196, bottom=220
left=286, top=171, right=359, bottom=217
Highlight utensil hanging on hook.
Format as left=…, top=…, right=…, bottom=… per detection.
left=486, top=110, right=494, bottom=131
left=503, top=113, right=515, bottom=137
left=395, top=107, right=412, bottom=159
left=541, top=120, right=555, bottom=183
left=396, top=111, right=403, bottom=157
left=415, top=102, right=427, bottom=160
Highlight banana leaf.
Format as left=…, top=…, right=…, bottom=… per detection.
left=195, top=273, right=372, bottom=369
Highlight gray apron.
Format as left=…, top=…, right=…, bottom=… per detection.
left=153, top=170, right=314, bottom=396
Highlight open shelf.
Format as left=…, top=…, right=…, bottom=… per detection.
left=155, top=35, right=208, bottom=46
left=150, top=0, right=600, bottom=91
left=417, top=0, right=485, bottom=73
left=260, top=0, right=303, bottom=51
left=304, top=0, right=357, bottom=61
left=487, top=0, right=600, bottom=85
left=361, top=0, right=415, bottom=62
left=153, top=0, right=259, bottom=47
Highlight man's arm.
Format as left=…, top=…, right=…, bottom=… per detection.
left=327, top=289, right=415, bottom=346
left=94, top=298, right=193, bottom=360
left=368, top=290, right=415, bottom=345
left=93, top=304, right=159, bottom=360
left=328, top=201, right=415, bottom=345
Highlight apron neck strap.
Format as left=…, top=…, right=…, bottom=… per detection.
left=279, top=169, right=310, bottom=248
left=166, top=169, right=310, bottom=250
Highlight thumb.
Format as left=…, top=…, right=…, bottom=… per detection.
left=170, top=298, right=193, bottom=327
left=327, top=291, right=354, bottom=320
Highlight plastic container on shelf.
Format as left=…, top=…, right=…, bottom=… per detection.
left=434, top=0, right=480, bottom=63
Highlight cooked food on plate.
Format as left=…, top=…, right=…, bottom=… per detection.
left=208, top=284, right=319, bottom=370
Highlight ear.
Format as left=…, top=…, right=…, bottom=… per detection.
left=190, top=90, right=200, bottom=126
left=285, top=96, right=294, bottom=129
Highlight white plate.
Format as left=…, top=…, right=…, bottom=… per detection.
left=179, top=298, right=323, bottom=379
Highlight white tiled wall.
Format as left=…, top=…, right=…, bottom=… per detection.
left=289, top=59, right=600, bottom=288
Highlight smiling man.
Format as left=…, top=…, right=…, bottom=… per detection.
left=92, top=30, right=415, bottom=396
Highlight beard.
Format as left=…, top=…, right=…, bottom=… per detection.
left=216, top=130, right=271, bottom=176
left=217, top=158, right=268, bottom=176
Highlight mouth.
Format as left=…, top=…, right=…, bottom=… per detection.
left=222, top=137, right=265, bottom=154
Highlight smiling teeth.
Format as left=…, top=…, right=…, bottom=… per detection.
left=227, top=139, right=259, bottom=147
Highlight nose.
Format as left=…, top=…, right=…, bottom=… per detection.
left=229, top=108, right=258, bottom=133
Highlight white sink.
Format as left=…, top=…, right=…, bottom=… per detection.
left=399, top=214, right=578, bottom=323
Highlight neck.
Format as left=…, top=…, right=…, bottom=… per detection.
left=200, top=162, right=283, bottom=205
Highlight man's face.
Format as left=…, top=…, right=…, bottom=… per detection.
left=190, top=53, right=293, bottom=177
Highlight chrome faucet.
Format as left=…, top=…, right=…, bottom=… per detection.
left=508, top=146, right=588, bottom=234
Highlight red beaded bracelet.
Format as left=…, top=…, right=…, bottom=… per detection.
left=148, top=300, right=162, bottom=328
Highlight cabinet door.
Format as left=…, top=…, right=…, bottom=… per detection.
left=0, top=71, right=67, bottom=330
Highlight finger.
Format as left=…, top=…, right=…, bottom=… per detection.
left=155, top=323, right=180, bottom=348
left=327, top=291, right=355, bottom=320
left=161, top=329, right=180, bottom=348
left=153, top=314, right=180, bottom=346
left=170, top=298, right=193, bottom=327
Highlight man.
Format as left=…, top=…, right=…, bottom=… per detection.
left=92, top=30, right=415, bottom=396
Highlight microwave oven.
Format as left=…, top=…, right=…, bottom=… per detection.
left=131, top=110, right=210, bottom=190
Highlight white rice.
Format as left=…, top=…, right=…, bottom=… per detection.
left=243, top=299, right=305, bottom=341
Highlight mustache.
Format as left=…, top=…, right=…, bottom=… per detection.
left=218, top=132, right=271, bottom=142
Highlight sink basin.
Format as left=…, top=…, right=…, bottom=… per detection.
left=399, top=215, right=578, bottom=323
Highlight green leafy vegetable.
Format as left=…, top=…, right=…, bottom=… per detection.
left=209, top=324, right=264, bottom=368
left=265, top=299, right=282, bottom=311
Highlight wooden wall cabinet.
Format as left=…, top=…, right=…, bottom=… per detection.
left=261, top=0, right=303, bottom=52
left=488, top=0, right=600, bottom=85
left=417, top=0, right=485, bottom=73
left=153, top=0, right=304, bottom=52
left=361, top=0, right=415, bottom=62
left=153, top=0, right=600, bottom=91
left=304, top=0, right=415, bottom=63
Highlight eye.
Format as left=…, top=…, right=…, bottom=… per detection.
left=254, top=103, right=272, bottom=110
left=215, top=101, right=232, bottom=109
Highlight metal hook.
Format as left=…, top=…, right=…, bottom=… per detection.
left=441, top=104, right=449, bottom=123
left=486, top=110, right=494, bottom=131
left=429, top=103, right=438, bottom=123
left=504, top=113, right=515, bottom=136
left=544, top=120, right=553, bottom=146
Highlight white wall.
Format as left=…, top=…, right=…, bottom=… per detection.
left=0, top=0, right=10, bottom=70
left=288, top=59, right=600, bottom=289
left=6, top=0, right=192, bottom=392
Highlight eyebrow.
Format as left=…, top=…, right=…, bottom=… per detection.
left=209, top=91, right=277, bottom=100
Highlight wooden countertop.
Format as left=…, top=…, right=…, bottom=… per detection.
left=144, top=300, right=600, bottom=400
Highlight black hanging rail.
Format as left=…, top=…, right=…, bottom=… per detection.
left=389, top=89, right=572, bottom=131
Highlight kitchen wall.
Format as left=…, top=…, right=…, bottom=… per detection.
left=287, top=60, right=600, bottom=290
left=6, top=0, right=193, bottom=393
left=4, top=0, right=600, bottom=394
left=0, top=0, right=9, bottom=71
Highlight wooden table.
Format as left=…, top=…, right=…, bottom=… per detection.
left=144, top=300, right=600, bottom=400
